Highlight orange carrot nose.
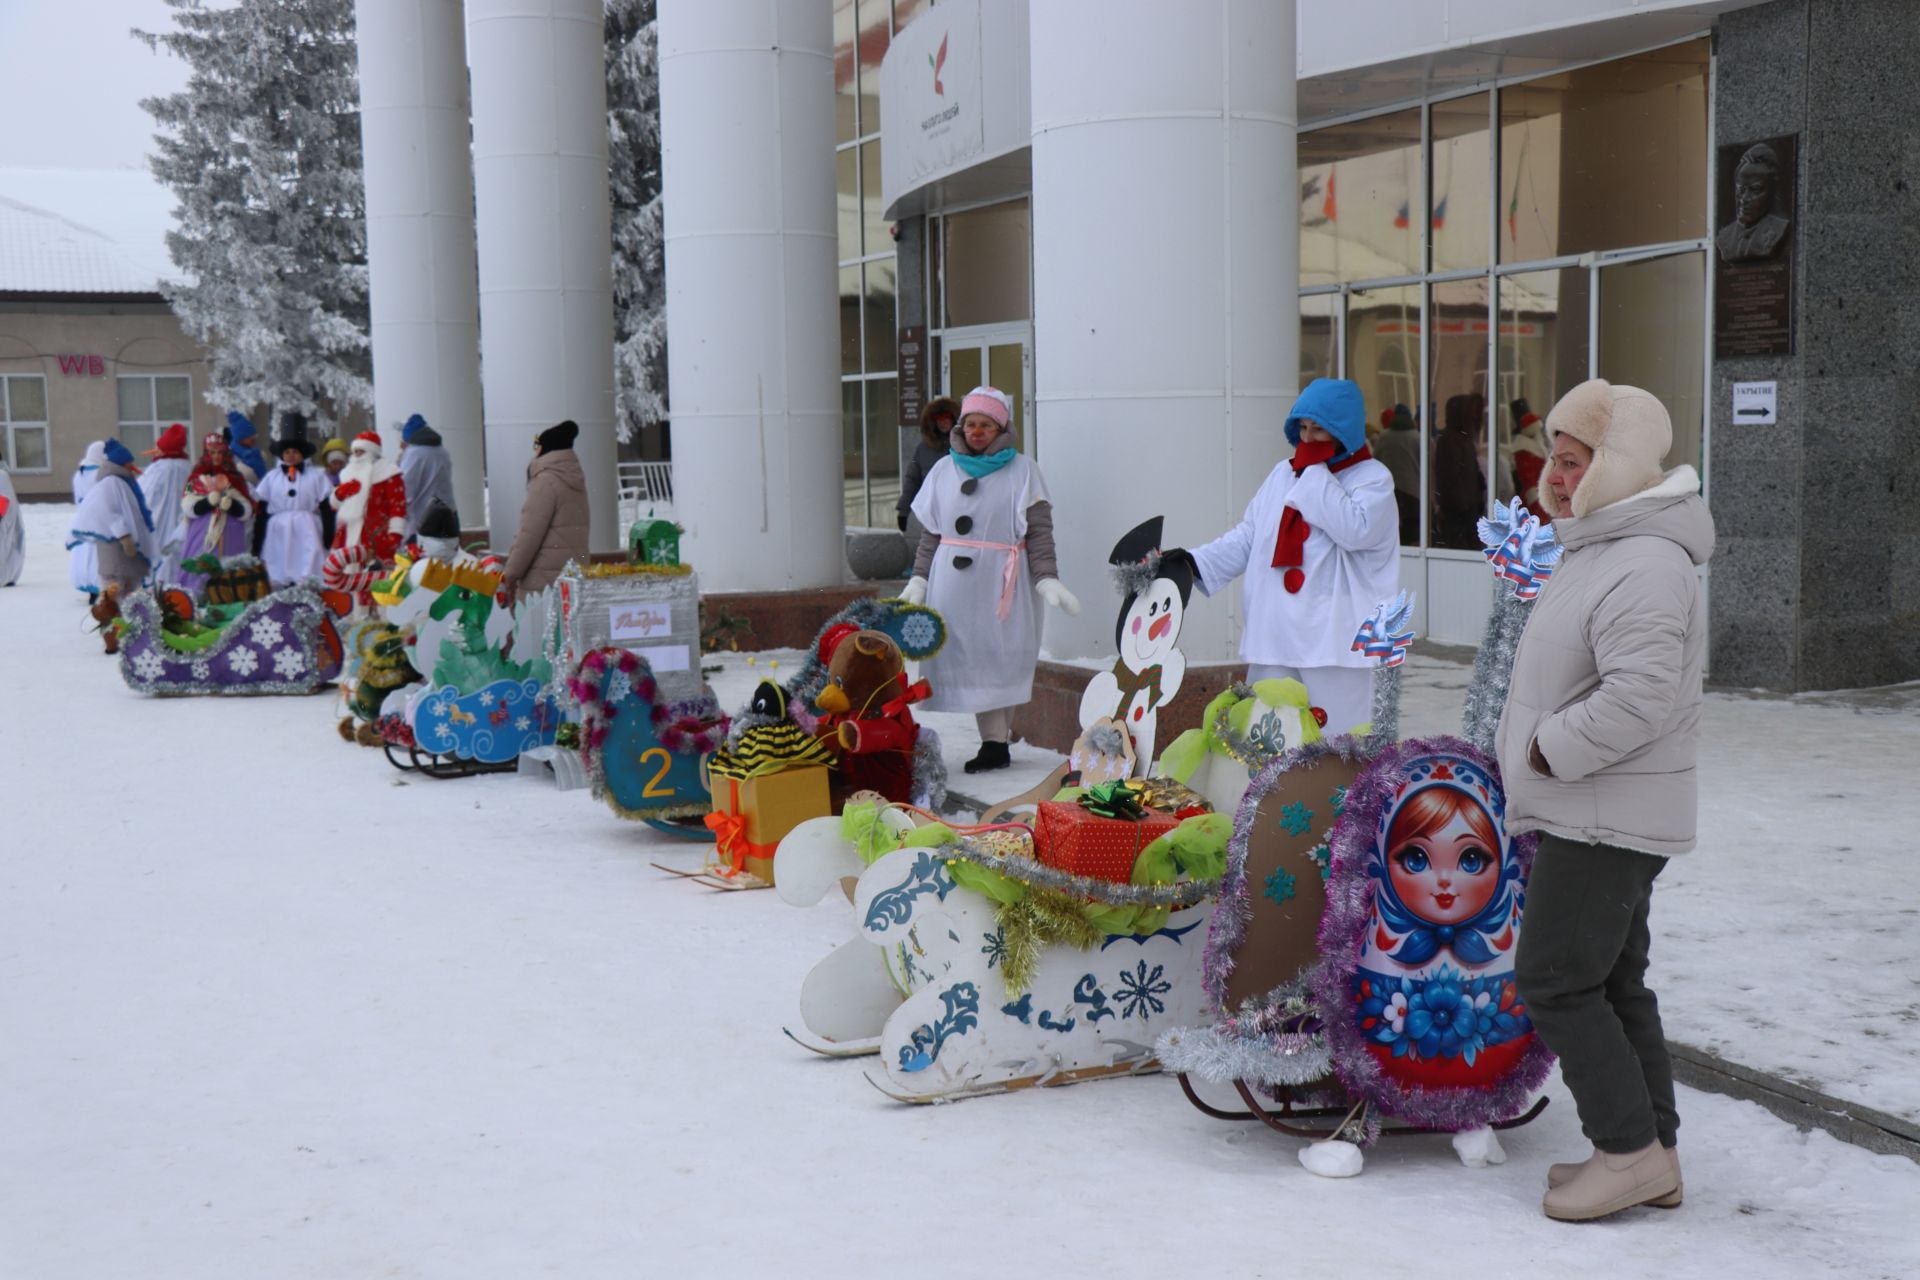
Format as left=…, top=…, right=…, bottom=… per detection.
left=816, top=684, right=850, bottom=715
left=1148, top=613, right=1173, bottom=642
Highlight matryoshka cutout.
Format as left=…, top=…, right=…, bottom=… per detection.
left=1314, top=738, right=1552, bottom=1127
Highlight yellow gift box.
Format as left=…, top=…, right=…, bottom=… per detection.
left=705, top=765, right=832, bottom=883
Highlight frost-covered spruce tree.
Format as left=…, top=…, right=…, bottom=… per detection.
left=136, top=0, right=371, bottom=435
left=606, top=0, right=667, bottom=446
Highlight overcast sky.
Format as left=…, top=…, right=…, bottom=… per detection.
left=0, top=0, right=190, bottom=173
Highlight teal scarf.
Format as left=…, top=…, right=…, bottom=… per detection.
left=951, top=447, right=1016, bottom=479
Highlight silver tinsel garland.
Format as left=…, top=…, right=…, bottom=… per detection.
left=1461, top=591, right=1527, bottom=753
left=943, top=831, right=1221, bottom=910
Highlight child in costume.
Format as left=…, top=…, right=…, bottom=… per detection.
left=903, top=385, right=1080, bottom=774
left=1182, top=378, right=1398, bottom=735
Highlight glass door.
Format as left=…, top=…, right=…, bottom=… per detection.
left=940, top=323, right=1034, bottom=455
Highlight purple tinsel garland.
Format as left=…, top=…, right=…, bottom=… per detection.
left=1308, top=733, right=1553, bottom=1133
left=1200, top=733, right=1380, bottom=1012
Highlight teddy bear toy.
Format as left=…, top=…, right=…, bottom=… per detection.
left=812, top=623, right=930, bottom=806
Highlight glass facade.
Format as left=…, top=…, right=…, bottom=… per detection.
left=1299, top=38, right=1711, bottom=550
left=836, top=0, right=913, bottom=529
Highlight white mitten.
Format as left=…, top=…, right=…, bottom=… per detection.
left=1036, top=578, right=1080, bottom=615
left=899, top=576, right=929, bottom=606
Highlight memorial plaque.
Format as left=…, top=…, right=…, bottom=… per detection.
left=1714, top=134, right=1796, bottom=358
left=897, top=324, right=925, bottom=428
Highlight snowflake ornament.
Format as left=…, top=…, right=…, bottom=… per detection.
left=513, top=716, right=531, bottom=732
left=1263, top=866, right=1298, bottom=905
left=271, top=645, right=307, bottom=679
left=190, top=659, right=212, bottom=681
left=132, top=648, right=167, bottom=682
left=1279, top=800, right=1314, bottom=837
left=248, top=616, right=285, bottom=648
left=226, top=646, right=259, bottom=676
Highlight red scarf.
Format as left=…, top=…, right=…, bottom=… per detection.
left=1271, top=444, right=1373, bottom=594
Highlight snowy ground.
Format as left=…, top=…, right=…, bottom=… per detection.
left=4, top=504, right=1917, bottom=1280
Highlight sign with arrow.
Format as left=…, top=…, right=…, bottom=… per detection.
left=1732, top=381, right=1777, bottom=425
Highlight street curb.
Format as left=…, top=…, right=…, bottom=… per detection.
left=1669, top=1043, right=1919, bottom=1163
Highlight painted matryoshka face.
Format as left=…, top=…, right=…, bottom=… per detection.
left=1120, top=576, right=1184, bottom=668
left=1387, top=810, right=1498, bottom=925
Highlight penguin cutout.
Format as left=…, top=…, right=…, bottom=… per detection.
left=1075, top=516, right=1192, bottom=777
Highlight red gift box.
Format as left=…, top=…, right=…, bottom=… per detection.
left=1032, top=801, right=1180, bottom=883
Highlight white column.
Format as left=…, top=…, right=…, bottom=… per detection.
left=658, top=0, right=842, bottom=592
left=468, top=0, right=620, bottom=552
left=1029, top=0, right=1297, bottom=663
left=354, top=0, right=486, bottom=523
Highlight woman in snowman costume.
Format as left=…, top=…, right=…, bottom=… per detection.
left=903, top=386, right=1081, bottom=774
left=1182, top=378, right=1398, bottom=735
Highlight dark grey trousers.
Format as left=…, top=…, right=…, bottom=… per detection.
left=1514, top=832, right=1678, bottom=1154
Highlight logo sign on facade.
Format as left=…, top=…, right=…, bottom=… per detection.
left=883, top=0, right=985, bottom=194
left=56, top=354, right=106, bottom=377
left=1731, top=381, right=1777, bottom=425
left=609, top=602, right=673, bottom=642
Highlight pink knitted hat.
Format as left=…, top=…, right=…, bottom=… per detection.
left=959, top=386, right=1011, bottom=428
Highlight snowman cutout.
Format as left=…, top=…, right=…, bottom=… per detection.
left=1077, top=516, right=1192, bottom=777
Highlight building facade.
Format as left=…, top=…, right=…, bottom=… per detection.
left=795, top=0, right=1916, bottom=690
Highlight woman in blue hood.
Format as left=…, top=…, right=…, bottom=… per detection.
left=1177, top=378, right=1399, bottom=735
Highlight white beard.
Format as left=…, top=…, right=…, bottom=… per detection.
left=335, top=453, right=399, bottom=541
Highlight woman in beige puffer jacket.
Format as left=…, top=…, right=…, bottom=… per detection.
left=501, top=420, right=590, bottom=598
left=1497, top=379, right=1713, bottom=1223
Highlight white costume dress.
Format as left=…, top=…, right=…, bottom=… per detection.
left=255, top=462, right=332, bottom=585
left=911, top=454, right=1048, bottom=714
left=1190, top=456, right=1399, bottom=734
left=138, top=454, right=194, bottom=588
left=0, top=467, right=23, bottom=586
left=69, top=466, right=160, bottom=589
left=69, top=456, right=102, bottom=595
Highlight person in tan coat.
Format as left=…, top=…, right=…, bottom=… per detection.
left=501, top=420, right=590, bottom=599
left=1496, top=379, right=1713, bottom=1223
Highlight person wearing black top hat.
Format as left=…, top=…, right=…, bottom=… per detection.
left=501, top=420, right=590, bottom=600
left=256, top=424, right=331, bottom=586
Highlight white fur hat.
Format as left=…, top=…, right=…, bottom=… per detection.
left=1541, top=379, right=1671, bottom=518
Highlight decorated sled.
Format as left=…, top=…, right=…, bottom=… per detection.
left=1158, top=500, right=1563, bottom=1175
left=570, top=644, right=729, bottom=836
left=774, top=784, right=1228, bottom=1101
left=375, top=556, right=559, bottom=777
left=116, top=584, right=343, bottom=696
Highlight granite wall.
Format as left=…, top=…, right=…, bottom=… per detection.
left=1711, top=0, right=1920, bottom=690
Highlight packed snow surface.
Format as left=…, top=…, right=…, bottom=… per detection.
left=3, top=505, right=1916, bottom=1279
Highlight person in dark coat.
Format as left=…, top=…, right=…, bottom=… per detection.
left=501, top=420, right=590, bottom=600
left=1433, top=393, right=1487, bottom=549
left=895, top=396, right=958, bottom=534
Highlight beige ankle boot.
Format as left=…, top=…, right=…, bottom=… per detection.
left=1543, top=1141, right=1681, bottom=1221
left=1548, top=1147, right=1682, bottom=1205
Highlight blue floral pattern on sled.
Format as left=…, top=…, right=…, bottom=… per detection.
left=899, top=981, right=980, bottom=1072
left=863, top=851, right=956, bottom=933
left=1353, top=963, right=1532, bottom=1067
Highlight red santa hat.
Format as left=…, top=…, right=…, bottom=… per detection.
left=352, top=431, right=382, bottom=453
left=146, top=423, right=190, bottom=459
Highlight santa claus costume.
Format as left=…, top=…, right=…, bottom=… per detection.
left=256, top=431, right=331, bottom=587
left=177, top=432, right=257, bottom=599
left=330, top=431, right=408, bottom=563
left=138, top=423, right=195, bottom=588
